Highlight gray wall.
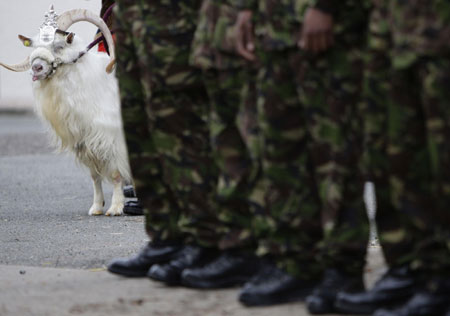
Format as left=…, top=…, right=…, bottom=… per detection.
left=0, top=0, right=101, bottom=109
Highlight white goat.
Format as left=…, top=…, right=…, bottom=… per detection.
left=0, top=6, right=131, bottom=216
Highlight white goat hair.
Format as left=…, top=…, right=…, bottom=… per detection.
left=0, top=6, right=130, bottom=216
left=31, top=36, right=130, bottom=216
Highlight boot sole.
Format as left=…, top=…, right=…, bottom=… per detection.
left=335, top=300, right=403, bottom=315
left=123, top=207, right=144, bottom=216
left=148, top=272, right=180, bottom=285
left=306, top=299, right=334, bottom=314
left=335, top=295, right=414, bottom=315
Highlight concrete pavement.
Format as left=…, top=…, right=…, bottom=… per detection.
left=0, top=113, right=147, bottom=269
left=0, top=264, right=313, bottom=316
left=0, top=113, right=386, bottom=316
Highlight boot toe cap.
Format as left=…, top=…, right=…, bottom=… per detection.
left=306, top=294, right=333, bottom=314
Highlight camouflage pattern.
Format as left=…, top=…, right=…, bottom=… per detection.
left=295, top=0, right=371, bottom=277
left=363, top=0, right=450, bottom=276
left=249, top=48, right=324, bottom=279
left=253, top=0, right=301, bottom=51
left=190, top=0, right=246, bottom=70
left=225, top=1, right=326, bottom=280
left=386, top=0, right=450, bottom=69
left=233, top=0, right=302, bottom=51
left=232, top=0, right=340, bottom=50
left=190, top=0, right=259, bottom=250
left=203, top=69, right=259, bottom=250
left=242, top=0, right=373, bottom=279
left=114, top=0, right=221, bottom=247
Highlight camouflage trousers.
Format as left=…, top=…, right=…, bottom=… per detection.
left=114, top=0, right=221, bottom=247
left=297, top=45, right=369, bottom=277
left=249, top=46, right=369, bottom=279
left=363, top=49, right=450, bottom=276
left=202, top=68, right=259, bottom=250
left=249, top=49, right=324, bottom=280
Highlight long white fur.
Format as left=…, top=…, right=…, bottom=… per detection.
left=31, top=34, right=131, bottom=216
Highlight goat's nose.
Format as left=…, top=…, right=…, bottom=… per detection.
left=32, top=64, right=43, bottom=72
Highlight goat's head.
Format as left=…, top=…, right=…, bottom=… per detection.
left=25, top=30, right=81, bottom=81
left=0, top=5, right=116, bottom=80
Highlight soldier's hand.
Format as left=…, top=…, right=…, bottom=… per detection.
left=299, top=8, right=334, bottom=53
left=234, top=10, right=256, bottom=61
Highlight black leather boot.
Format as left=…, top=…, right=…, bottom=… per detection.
left=123, top=200, right=144, bottom=216
left=335, top=265, right=417, bottom=315
left=238, top=261, right=317, bottom=306
left=373, top=278, right=450, bottom=316
left=180, top=250, right=260, bottom=288
left=306, top=268, right=364, bottom=314
left=123, top=185, right=136, bottom=198
left=147, top=245, right=218, bottom=285
left=107, top=240, right=182, bottom=277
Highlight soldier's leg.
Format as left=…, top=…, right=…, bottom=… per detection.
left=335, top=8, right=443, bottom=312
left=130, top=1, right=251, bottom=286
left=238, top=49, right=324, bottom=306
left=117, top=0, right=224, bottom=250
left=356, top=1, right=426, bottom=271
left=417, top=57, right=450, bottom=276
left=202, top=68, right=256, bottom=250
left=377, top=55, right=450, bottom=316
left=150, top=87, right=220, bottom=248
left=375, top=65, right=435, bottom=269
left=296, top=45, right=369, bottom=314
left=107, top=0, right=185, bottom=278
left=298, top=46, right=369, bottom=277
left=146, top=85, right=227, bottom=285
left=361, top=59, right=450, bottom=316
left=179, top=67, right=262, bottom=289
left=254, top=49, right=323, bottom=278
left=166, top=1, right=263, bottom=289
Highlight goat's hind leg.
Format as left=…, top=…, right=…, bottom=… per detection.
left=105, top=171, right=124, bottom=216
left=89, top=171, right=105, bottom=216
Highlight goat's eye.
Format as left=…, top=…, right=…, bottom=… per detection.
left=54, top=46, right=64, bottom=53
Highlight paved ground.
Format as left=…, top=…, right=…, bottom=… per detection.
left=0, top=113, right=386, bottom=316
left=0, top=113, right=148, bottom=269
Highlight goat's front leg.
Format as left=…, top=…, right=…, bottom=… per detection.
left=105, top=171, right=124, bottom=216
left=89, top=171, right=104, bottom=216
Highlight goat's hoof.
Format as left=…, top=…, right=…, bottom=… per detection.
left=88, top=207, right=104, bottom=216
left=105, top=205, right=123, bottom=216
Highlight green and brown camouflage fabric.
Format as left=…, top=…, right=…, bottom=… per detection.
left=248, top=47, right=324, bottom=279
left=386, top=0, right=450, bottom=68
left=202, top=69, right=259, bottom=250
left=114, top=0, right=221, bottom=247
left=241, top=0, right=372, bottom=279
left=295, top=0, right=371, bottom=277
left=190, top=0, right=246, bottom=70
left=229, top=2, right=324, bottom=280
left=363, top=0, right=450, bottom=276
left=191, top=0, right=259, bottom=250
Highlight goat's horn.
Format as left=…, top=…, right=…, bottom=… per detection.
left=57, top=9, right=115, bottom=73
left=0, top=56, right=31, bottom=72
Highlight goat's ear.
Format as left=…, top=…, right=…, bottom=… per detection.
left=66, top=32, right=75, bottom=44
left=18, top=35, right=33, bottom=47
